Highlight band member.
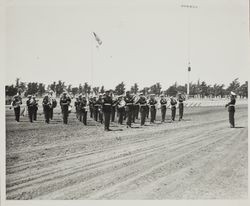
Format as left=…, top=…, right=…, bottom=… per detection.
left=42, top=94, right=51, bottom=123
left=131, top=94, right=138, bottom=123
left=49, top=90, right=57, bottom=120
left=11, top=95, right=22, bottom=122
left=124, top=91, right=134, bottom=128
left=117, top=95, right=125, bottom=125
left=79, top=96, right=88, bottom=125
left=134, top=100, right=140, bottom=120
left=146, top=96, right=150, bottom=119
left=160, top=94, right=167, bottom=122
left=177, top=92, right=185, bottom=121
left=94, top=95, right=103, bottom=123
left=102, top=90, right=113, bottom=131
left=32, top=95, right=38, bottom=121
left=170, top=96, right=177, bottom=121
left=74, top=96, right=80, bottom=119
left=225, top=91, right=236, bottom=128
left=135, top=93, right=148, bottom=126
left=60, top=92, right=71, bottom=124
left=26, top=95, right=34, bottom=123
left=148, top=94, right=157, bottom=123
left=89, top=97, right=94, bottom=118
left=111, top=94, right=118, bottom=122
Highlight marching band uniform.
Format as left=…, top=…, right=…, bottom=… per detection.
left=148, top=95, right=157, bottom=123
left=89, top=97, right=94, bottom=118
left=102, top=91, right=113, bottom=131
left=117, top=97, right=125, bottom=125
left=42, top=95, right=51, bottom=123
left=50, top=99, right=57, bottom=120
left=170, top=97, right=177, bottom=121
left=160, top=96, right=167, bottom=122
left=12, top=95, right=22, bottom=122
left=74, top=97, right=80, bottom=119
left=32, top=96, right=38, bottom=121
left=60, top=93, right=71, bottom=124
left=94, top=96, right=103, bottom=123
left=135, top=94, right=147, bottom=126
left=225, top=92, right=236, bottom=128
left=111, top=99, right=118, bottom=122
left=177, top=93, right=185, bottom=121
left=124, top=92, right=134, bottom=128
left=26, top=95, right=34, bottom=123
left=79, top=97, right=88, bottom=125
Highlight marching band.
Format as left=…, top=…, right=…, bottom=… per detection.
left=9, top=90, right=237, bottom=130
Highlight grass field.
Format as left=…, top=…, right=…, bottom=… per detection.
left=5, top=103, right=248, bottom=199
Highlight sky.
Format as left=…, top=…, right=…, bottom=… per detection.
left=4, top=0, right=250, bottom=91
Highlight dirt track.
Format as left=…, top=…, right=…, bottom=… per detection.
left=6, top=105, right=248, bottom=199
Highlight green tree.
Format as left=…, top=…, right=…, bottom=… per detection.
left=226, top=78, right=240, bottom=95
left=93, top=87, right=100, bottom=95
left=115, top=82, right=126, bottom=95
left=55, top=80, right=65, bottom=96
left=5, top=85, right=18, bottom=96
left=100, top=86, right=105, bottom=94
left=165, top=83, right=177, bottom=96
left=238, top=81, right=248, bottom=98
left=71, top=87, right=79, bottom=96
left=26, top=82, right=39, bottom=96
left=150, top=82, right=161, bottom=95
left=130, top=83, right=139, bottom=94
left=140, top=87, right=150, bottom=95
left=38, top=83, right=45, bottom=97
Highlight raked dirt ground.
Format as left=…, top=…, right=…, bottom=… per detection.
left=5, top=105, right=248, bottom=199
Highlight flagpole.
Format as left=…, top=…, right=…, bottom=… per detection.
left=91, top=33, right=94, bottom=88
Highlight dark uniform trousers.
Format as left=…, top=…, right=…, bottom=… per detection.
left=43, top=106, right=50, bottom=123
left=33, top=105, right=38, bottom=121
left=80, top=109, right=87, bottom=125
left=126, top=106, right=133, bottom=127
left=103, top=99, right=112, bottom=130
left=140, top=106, right=147, bottom=126
left=94, top=106, right=99, bottom=121
left=104, top=112, right=111, bottom=130
left=161, top=106, right=167, bottom=122
left=89, top=102, right=94, bottom=118
left=171, top=106, right=176, bottom=121
left=50, top=108, right=54, bottom=120
left=150, top=106, right=156, bottom=123
left=146, top=105, right=149, bottom=118
left=111, top=106, right=116, bottom=122
left=117, top=107, right=125, bottom=124
left=178, top=103, right=184, bottom=120
left=135, top=104, right=140, bottom=119
left=228, top=106, right=235, bottom=127
left=27, top=106, right=34, bottom=122
left=61, top=106, right=69, bottom=124
left=14, top=107, right=20, bottom=122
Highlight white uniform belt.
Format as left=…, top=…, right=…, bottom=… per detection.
left=229, top=104, right=235, bottom=107
left=104, top=103, right=111, bottom=105
left=126, top=103, right=133, bottom=105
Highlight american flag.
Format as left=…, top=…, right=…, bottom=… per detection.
left=93, top=32, right=102, bottom=46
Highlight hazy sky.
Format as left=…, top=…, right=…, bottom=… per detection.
left=4, top=0, right=249, bottom=90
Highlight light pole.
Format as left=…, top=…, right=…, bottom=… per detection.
left=181, top=4, right=198, bottom=99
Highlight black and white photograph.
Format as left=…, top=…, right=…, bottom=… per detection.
left=1, top=0, right=249, bottom=205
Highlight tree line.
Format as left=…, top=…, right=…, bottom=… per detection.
left=5, top=78, right=248, bottom=98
